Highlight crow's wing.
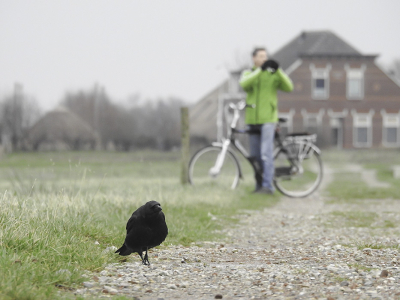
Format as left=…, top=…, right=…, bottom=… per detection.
left=126, top=211, right=140, bottom=232
left=125, top=224, right=152, bottom=250
left=125, top=205, right=147, bottom=231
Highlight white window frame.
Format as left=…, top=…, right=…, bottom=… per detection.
left=351, top=109, right=374, bottom=148
left=310, top=64, right=331, bottom=100
left=381, top=109, right=400, bottom=147
left=278, top=109, right=295, bottom=134
left=301, top=109, right=325, bottom=133
left=345, top=64, right=366, bottom=100
left=327, top=109, right=348, bottom=119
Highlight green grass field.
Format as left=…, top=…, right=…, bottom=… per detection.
left=322, top=149, right=400, bottom=246
left=1, top=149, right=400, bottom=299
left=0, top=151, right=279, bottom=300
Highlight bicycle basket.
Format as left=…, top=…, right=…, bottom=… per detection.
left=283, top=136, right=317, bottom=160
left=284, top=133, right=317, bottom=143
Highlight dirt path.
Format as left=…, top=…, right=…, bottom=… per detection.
left=76, top=164, right=400, bottom=299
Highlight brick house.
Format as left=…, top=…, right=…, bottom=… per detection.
left=190, top=31, right=400, bottom=149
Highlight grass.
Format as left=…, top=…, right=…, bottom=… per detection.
left=353, top=242, right=400, bottom=250
left=320, top=150, right=400, bottom=237
left=324, top=149, right=400, bottom=201
left=347, top=263, right=373, bottom=272
left=332, top=276, right=348, bottom=283
left=327, top=211, right=378, bottom=228
left=3, top=148, right=399, bottom=299
left=325, top=210, right=399, bottom=230
left=322, top=148, right=400, bottom=165
left=0, top=151, right=279, bottom=300
left=327, top=170, right=400, bottom=200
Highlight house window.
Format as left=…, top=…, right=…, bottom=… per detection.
left=302, top=109, right=324, bottom=135
left=305, top=116, right=318, bottom=134
left=310, top=64, right=331, bottom=100
left=382, top=113, right=400, bottom=147
left=346, top=67, right=365, bottom=99
left=312, top=70, right=329, bottom=99
left=352, top=112, right=373, bottom=147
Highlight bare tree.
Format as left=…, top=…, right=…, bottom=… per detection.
left=0, top=84, right=42, bottom=151
left=128, top=97, right=183, bottom=150
left=61, top=86, right=185, bottom=151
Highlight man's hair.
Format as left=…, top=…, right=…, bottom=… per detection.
left=252, top=47, right=267, bottom=57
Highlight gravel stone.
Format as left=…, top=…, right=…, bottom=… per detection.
left=380, top=270, right=389, bottom=277
left=167, top=284, right=177, bottom=289
left=84, top=282, right=97, bottom=288
left=103, top=286, right=118, bottom=294
left=102, top=246, right=117, bottom=254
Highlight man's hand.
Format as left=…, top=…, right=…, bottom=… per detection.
left=261, top=60, right=279, bottom=73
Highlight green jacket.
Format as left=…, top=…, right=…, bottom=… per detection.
left=239, top=67, right=293, bottom=124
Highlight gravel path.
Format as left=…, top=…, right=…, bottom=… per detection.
left=76, top=166, right=400, bottom=300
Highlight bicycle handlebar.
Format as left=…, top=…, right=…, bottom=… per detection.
left=229, top=100, right=250, bottom=111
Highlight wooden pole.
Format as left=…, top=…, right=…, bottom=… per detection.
left=181, top=107, right=190, bottom=184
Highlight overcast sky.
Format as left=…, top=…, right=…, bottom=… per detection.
left=1, top=0, right=399, bottom=111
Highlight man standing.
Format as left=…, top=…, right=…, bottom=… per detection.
left=239, top=48, right=293, bottom=194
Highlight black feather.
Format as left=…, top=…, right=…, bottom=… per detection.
left=115, top=201, right=168, bottom=265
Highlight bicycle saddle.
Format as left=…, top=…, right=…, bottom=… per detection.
left=278, top=118, right=288, bottom=123
left=285, top=132, right=310, bottom=137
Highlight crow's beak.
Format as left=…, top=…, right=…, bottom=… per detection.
left=155, top=205, right=162, bottom=212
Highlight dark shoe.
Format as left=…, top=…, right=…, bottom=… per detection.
left=255, top=187, right=274, bottom=195
left=252, top=186, right=262, bottom=193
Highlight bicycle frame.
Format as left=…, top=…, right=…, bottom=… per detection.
left=210, top=100, right=321, bottom=183
left=210, top=101, right=262, bottom=182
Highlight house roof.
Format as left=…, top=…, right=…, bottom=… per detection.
left=272, top=30, right=362, bottom=70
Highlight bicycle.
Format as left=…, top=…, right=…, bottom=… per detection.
left=188, top=100, right=323, bottom=198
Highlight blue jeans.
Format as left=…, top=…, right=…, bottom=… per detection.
left=248, top=123, right=276, bottom=191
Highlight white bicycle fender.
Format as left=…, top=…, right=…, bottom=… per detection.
left=211, top=142, right=223, bottom=147
left=309, top=144, right=321, bottom=155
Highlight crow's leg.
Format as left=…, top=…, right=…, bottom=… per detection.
left=138, top=251, right=146, bottom=265
left=143, top=247, right=150, bottom=266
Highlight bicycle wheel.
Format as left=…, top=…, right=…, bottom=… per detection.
left=188, top=146, right=241, bottom=189
left=274, top=142, right=323, bottom=198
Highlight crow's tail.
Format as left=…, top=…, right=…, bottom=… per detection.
left=115, top=244, right=132, bottom=256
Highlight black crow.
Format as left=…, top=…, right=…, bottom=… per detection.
left=115, top=201, right=168, bottom=265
